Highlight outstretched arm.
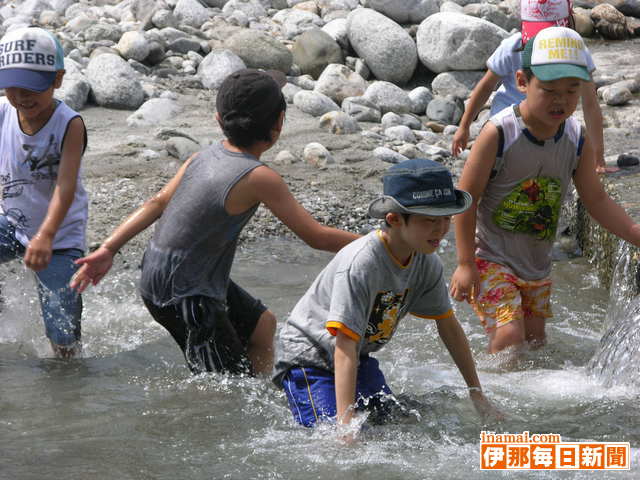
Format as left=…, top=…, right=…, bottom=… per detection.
left=248, top=166, right=360, bottom=252
left=25, top=117, right=85, bottom=271
left=70, top=156, right=194, bottom=292
left=452, top=70, right=500, bottom=157
left=574, top=136, right=640, bottom=245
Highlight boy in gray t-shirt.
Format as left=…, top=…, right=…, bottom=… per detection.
left=274, top=159, right=498, bottom=432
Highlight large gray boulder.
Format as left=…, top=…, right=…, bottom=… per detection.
left=292, top=29, right=343, bottom=79
left=222, top=0, right=266, bottom=19
left=431, top=71, right=485, bottom=99
left=293, top=90, right=340, bottom=116
left=322, top=18, right=349, bottom=50
left=273, top=8, right=324, bottom=39
left=416, top=12, right=508, bottom=72
left=463, top=3, right=519, bottom=32
left=56, top=58, right=90, bottom=111
left=127, top=98, right=183, bottom=127
left=408, top=86, right=433, bottom=115
left=342, top=96, right=381, bottom=122
left=368, top=0, right=440, bottom=24
left=83, top=23, right=123, bottom=43
left=225, top=29, right=293, bottom=73
left=116, top=31, right=151, bottom=63
left=347, top=8, right=417, bottom=84
left=174, top=0, right=210, bottom=28
left=426, top=95, right=463, bottom=125
left=314, top=63, right=366, bottom=104
left=363, top=81, right=413, bottom=114
left=86, top=54, right=145, bottom=109
left=197, top=50, right=246, bottom=89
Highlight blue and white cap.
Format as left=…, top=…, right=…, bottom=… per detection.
left=368, top=158, right=472, bottom=219
left=0, top=27, right=65, bottom=92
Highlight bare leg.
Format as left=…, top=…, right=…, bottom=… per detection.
left=247, top=310, right=277, bottom=376
left=524, top=315, right=546, bottom=349
left=488, top=317, right=526, bottom=354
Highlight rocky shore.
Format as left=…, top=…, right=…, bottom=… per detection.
left=1, top=0, right=639, bottom=266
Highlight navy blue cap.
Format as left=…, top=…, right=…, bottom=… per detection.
left=368, top=158, right=472, bottom=218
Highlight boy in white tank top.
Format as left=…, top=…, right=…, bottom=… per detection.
left=0, top=27, right=88, bottom=358
left=450, top=28, right=640, bottom=356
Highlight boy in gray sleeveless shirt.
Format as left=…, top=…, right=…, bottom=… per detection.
left=72, top=70, right=359, bottom=375
left=451, top=28, right=640, bottom=355
left=274, top=159, right=500, bottom=435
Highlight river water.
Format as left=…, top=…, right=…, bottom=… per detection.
left=1, top=234, right=638, bottom=479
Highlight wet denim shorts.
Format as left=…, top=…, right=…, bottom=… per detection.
left=0, top=214, right=83, bottom=346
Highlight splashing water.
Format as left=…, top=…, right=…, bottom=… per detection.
left=589, top=242, right=640, bottom=387
left=2, top=239, right=640, bottom=478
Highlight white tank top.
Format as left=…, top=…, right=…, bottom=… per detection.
left=475, top=105, right=582, bottom=280
left=0, top=97, right=88, bottom=250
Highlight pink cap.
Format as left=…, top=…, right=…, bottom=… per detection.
left=520, top=0, right=572, bottom=44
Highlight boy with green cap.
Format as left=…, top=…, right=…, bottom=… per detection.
left=450, top=27, right=640, bottom=354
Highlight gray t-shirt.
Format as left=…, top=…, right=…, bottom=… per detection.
left=139, top=141, right=262, bottom=306
left=273, top=230, right=453, bottom=386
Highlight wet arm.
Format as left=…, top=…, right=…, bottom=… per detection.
left=252, top=168, right=360, bottom=252
left=436, top=315, right=504, bottom=419
left=70, top=156, right=193, bottom=291
left=436, top=315, right=481, bottom=389
left=25, top=118, right=85, bottom=271
left=455, top=123, right=498, bottom=263
left=334, top=331, right=358, bottom=425
left=452, top=71, right=500, bottom=156
left=100, top=156, right=193, bottom=253
left=574, top=136, right=640, bottom=246
left=581, top=82, right=605, bottom=169
left=450, top=124, right=498, bottom=301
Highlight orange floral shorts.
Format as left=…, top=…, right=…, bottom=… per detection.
left=472, top=258, right=552, bottom=332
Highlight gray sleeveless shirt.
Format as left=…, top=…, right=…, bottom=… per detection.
left=475, top=106, right=583, bottom=280
left=139, top=142, right=262, bottom=306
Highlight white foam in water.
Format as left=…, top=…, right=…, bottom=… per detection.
left=0, top=263, right=163, bottom=358
left=0, top=264, right=52, bottom=356
left=80, top=269, right=168, bottom=357
left=590, top=242, right=640, bottom=387
left=504, top=366, right=637, bottom=402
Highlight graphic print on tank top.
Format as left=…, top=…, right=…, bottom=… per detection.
left=1, top=134, right=61, bottom=230
left=22, top=134, right=60, bottom=175
left=492, top=175, right=562, bottom=240
left=366, top=289, right=408, bottom=345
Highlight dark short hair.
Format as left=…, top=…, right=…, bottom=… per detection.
left=384, top=213, right=411, bottom=228
left=216, top=68, right=287, bottom=147
left=220, top=95, right=286, bottom=147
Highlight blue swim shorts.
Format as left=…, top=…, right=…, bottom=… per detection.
left=282, top=356, right=393, bottom=427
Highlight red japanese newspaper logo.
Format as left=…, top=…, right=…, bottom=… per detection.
left=480, top=431, right=630, bottom=470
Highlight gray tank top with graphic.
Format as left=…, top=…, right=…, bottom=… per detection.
left=139, top=142, right=262, bottom=306
left=475, top=106, right=583, bottom=280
